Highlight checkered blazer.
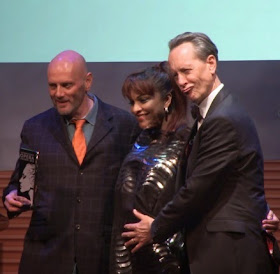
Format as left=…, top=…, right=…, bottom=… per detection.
left=4, top=97, right=140, bottom=274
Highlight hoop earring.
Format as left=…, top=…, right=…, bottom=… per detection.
left=164, top=106, right=169, bottom=121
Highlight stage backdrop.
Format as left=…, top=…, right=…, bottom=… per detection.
left=0, top=0, right=280, bottom=169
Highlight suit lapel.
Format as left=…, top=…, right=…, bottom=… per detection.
left=47, top=108, right=77, bottom=162
left=205, top=87, right=230, bottom=118
left=86, top=98, right=113, bottom=155
left=187, top=88, right=231, bottom=177
left=46, top=98, right=115, bottom=165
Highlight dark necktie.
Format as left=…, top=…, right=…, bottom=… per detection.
left=191, top=104, right=203, bottom=122
left=186, top=104, right=203, bottom=159
left=185, top=120, right=198, bottom=160
left=72, top=119, right=86, bottom=165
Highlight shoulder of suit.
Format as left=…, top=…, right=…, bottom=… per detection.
left=97, top=97, right=135, bottom=120
left=24, top=107, right=58, bottom=124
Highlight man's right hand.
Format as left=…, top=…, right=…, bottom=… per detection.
left=122, top=209, right=154, bottom=253
left=4, top=189, right=31, bottom=212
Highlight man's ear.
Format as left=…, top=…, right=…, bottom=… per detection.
left=85, top=72, right=93, bottom=92
left=207, top=55, right=217, bottom=75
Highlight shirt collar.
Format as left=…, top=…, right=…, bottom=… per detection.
left=85, top=95, right=98, bottom=126
left=65, top=94, right=98, bottom=126
left=199, top=83, right=224, bottom=120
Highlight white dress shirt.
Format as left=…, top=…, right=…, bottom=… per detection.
left=198, top=83, right=224, bottom=129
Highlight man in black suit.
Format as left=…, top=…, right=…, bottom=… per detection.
left=3, top=50, right=139, bottom=273
left=122, top=32, right=278, bottom=273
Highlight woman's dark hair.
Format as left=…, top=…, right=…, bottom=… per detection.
left=122, top=61, right=188, bottom=131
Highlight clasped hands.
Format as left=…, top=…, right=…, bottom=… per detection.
left=122, top=209, right=279, bottom=253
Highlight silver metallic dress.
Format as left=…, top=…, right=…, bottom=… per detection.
left=110, top=127, right=190, bottom=274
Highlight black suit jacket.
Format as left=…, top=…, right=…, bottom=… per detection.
left=3, top=97, right=140, bottom=274
left=152, top=88, right=275, bottom=273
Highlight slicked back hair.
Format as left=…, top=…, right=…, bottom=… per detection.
left=169, top=32, right=218, bottom=62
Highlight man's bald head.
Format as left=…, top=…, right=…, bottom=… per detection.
left=48, top=50, right=88, bottom=78
left=47, top=50, right=93, bottom=119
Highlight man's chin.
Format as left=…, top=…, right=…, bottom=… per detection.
left=189, top=95, right=199, bottom=104
left=55, top=107, right=72, bottom=117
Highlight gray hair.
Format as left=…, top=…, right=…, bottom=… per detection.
left=168, top=32, right=219, bottom=62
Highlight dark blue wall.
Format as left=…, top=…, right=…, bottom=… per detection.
left=0, top=61, right=279, bottom=169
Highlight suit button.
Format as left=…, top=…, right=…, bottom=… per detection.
left=80, top=171, right=83, bottom=175
left=75, top=224, right=80, bottom=230
left=76, top=197, right=81, bottom=203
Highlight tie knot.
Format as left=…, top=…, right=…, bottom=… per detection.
left=191, top=104, right=203, bottom=122
left=73, top=119, right=86, bottom=129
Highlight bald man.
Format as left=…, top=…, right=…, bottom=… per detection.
left=3, top=50, right=140, bottom=274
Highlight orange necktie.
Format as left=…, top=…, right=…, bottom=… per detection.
left=72, top=119, right=86, bottom=165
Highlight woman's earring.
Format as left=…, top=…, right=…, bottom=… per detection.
left=164, top=106, right=169, bottom=121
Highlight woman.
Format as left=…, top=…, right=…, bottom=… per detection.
left=110, top=63, right=280, bottom=273
left=110, top=62, right=190, bottom=273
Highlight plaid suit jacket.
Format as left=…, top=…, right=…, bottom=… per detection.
left=4, top=97, right=140, bottom=274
